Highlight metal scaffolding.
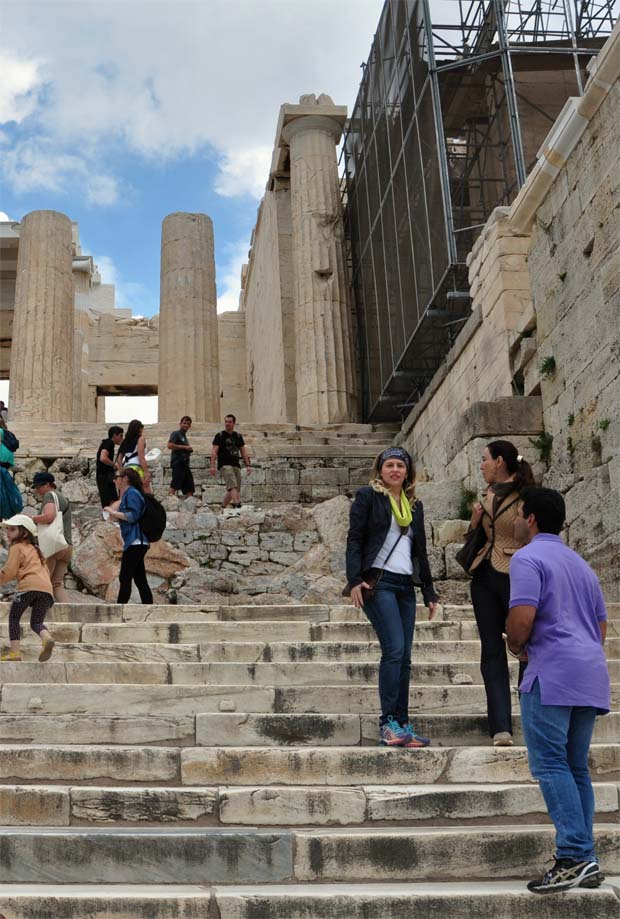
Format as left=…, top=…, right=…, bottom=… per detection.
left=342, top=0, right=619, bottom=421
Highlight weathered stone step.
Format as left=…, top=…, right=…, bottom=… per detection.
left=194, top=712, right=620, bottom=748
left=199, top=637, right=620, bottom=662
left=2, top=781, right=618, bottom=827
left=0, top=662, right=171, bottom=684
left=202, top=880, right=620, bottom=919
left=2, top=711, right=617, bottom=748
left=0, top=714, right=196, bottom=746
left=76, top=619, right=482, bottom=644
left=1, top=881, right=618, bottom=919
left=180, top=744, right=619, bottom=787
left=0, top=684, right=275, bottom=716
left=3, top=743, right=616, bottom=788
left=0, top=825, right=617, bottom=883
left=12, top=641, right=201, bottom=662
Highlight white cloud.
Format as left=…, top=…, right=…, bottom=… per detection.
left=0, top=212, right=13, bottom=222
left=217, top=239, right=250, bottom=314
left=0, top=51, right=42, bottom=124
left=3, top=137, right=120, bottom=205
left=0, top=1, right=383, bottom=199
left=214, top=147, right=272, bottom=200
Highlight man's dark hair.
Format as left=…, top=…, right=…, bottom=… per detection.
left=108, top=425, right=124, bottom=438
left=521, top=486, right=566, bottom=535
left=225, top=413, right=236, bottom=423
left=180, top=415, right=192, bottom=424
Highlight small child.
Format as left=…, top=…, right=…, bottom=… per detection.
left=0, top=514, right=55, bottom=662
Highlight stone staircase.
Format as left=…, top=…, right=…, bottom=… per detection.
left=1, top=598, right=618, bottom=917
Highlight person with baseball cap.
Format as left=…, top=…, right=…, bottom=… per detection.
left=31, top=472, right=73, bottom=602
left=0, top=514, right=56, bottom=662
left=345, top=446, right=439, bottom=747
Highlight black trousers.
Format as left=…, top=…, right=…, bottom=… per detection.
left=471, top=559, right=513, bottom=737
left=117, top=545, right=153, bottom=605
left=97, top=474, right=118, bottom=508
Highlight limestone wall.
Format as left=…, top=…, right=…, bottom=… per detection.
left=217, top=311, right=249, bottom=420
left=89, top=312, right=159, bottom=392
left=520, top=78, right=620, bottom=590
left=243, top=181, right=296, bottom=422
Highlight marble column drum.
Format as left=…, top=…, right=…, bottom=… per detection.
left=11, top=210, right=75, bottom=421
left=282, top=116, right=358, bottom=425
left=158, top=212, right=220, bottom=422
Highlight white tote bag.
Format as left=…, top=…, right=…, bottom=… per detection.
left=37, top=491, right=69, bottom=559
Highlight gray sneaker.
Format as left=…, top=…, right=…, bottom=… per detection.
left=527, top=858, right=604, bottom=894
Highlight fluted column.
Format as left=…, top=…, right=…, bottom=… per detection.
left=11, top=210, right=74, bottom=421
left=281, top=103, right=357, bottom=424
left=158, top=212, right=220, bottom=422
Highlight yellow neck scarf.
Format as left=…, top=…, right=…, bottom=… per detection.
left=388, top=492, right=413, bottom=528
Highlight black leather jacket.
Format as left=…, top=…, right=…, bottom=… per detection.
left=345, top=486, right=439, bottom=607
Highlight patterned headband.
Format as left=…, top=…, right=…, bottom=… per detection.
left=378, top=447, right=412, bottom=470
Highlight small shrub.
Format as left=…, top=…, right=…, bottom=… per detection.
left=557, top=271, right=567, bottom=283
left=530, top=431, right=554, bottom=465
left=458, top=486, right=478, bottom=521
left=598, top=419, right=610, bottom=431
left=568, top=413, right=575, bottom=427
left=539, top=355, right=556, bottom=379
left=567, top=437, right=575, bottom=457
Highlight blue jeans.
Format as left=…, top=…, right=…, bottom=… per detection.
left=363, top=571, right=416, bottom=726
left=520, top=678, right=598, bottom=861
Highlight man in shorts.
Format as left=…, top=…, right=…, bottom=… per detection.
left=210, top=414, right=251, bottom=508
left=167, top=416, right=195, bottom=497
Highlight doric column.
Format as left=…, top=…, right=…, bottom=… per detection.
left=158, top=212, right=220, bottom=422
left=280, top=95, right=357, bottom=424
left=11, top=210, right=74, bottom=421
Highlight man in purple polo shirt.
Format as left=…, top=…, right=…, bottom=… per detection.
left=506, top=486, right=610, bottom=894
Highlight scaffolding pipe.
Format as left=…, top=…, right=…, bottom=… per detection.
left=494, top=0, right=528, bottom=188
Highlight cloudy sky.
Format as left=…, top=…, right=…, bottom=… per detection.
left=0, top=0, right=383, bottom=320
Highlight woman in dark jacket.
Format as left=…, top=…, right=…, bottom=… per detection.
left=345, top=447, right=439, bottom=748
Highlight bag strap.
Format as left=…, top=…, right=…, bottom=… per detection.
left=373, top=528, right=407, bottom=589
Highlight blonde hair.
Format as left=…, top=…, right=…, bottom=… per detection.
left=369, top=452, right=417, bottom=505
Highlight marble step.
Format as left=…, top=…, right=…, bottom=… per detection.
left=0, top=659, right=532, bottom=687
left=0, top=825, right=617, bottom=884
left=11, top=641, right=201, bottom=662
left=0, top=681, right=495, bottom=715
left=2, top=711, right=618, bottom=748
left=76, top=619, right=482, bottom=644
left=3, top=781, right=618, bottom=828
left=2, top=743, right=616, bottom=788
left=180, top=744, right=619, bottom=787
left=199, top=636, right=620, bottom=662
left=193, top=712, right=620, bottom=748
left=1, top=881, right=619, bottom=919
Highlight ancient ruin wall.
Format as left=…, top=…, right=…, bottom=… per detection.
left=243, top=183, right=296, bottom=422
left=217, top=311, right=249, bottom=420
left=526, top=78, right=620, bottom=591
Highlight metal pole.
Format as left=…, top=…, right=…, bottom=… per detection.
left=563, top=0, right=585, bottom=94
left=422, top=0, right=458, bottom=264
left=494, top=0, right=528, bottom=189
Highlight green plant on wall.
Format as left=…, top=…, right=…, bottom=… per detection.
left=530, top=431, right=554, bottom=466
left=539, top=356, right=556, bottom=379
left=567, top=436, right=576, bottom=458
left=598, top=419, right=610, bottom=431
left=591, top=433, right=602, bottom=464
left=458, top=485, right=478, bottom=521
left=568, top=413, right=575, bottom=427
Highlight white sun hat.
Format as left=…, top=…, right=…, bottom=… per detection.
left=0, top=514, right=38, bottom=537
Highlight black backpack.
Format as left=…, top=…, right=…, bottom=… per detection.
left=2, top=429, right=19, bottom=452
left=140, top=494, right=167, bottom=542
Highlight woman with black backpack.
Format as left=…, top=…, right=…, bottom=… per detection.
left=104, top=467, right=153, bottom=604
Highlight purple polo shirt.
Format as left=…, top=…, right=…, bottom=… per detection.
left=509, top=534, right=610, bottom=712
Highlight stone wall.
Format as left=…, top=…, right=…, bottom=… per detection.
left=518, top=78, right=620, bottom=591
left=243, top=181, right=296, bottom=422
left=89, top=312, right=159, bottom=392
left=217, top=311, right=249, bottom=420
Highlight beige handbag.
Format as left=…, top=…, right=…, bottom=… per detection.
left=37, top=491, right=69, bottom=559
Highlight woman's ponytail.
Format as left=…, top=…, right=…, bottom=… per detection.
left=487, top=440, right=535, bottom=492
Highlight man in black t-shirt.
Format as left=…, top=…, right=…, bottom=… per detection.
left=96, top=426, right=124, bottom=507
left=167, top=415, right=195, bottom=497
left=210, top=413, right=251, bottom=508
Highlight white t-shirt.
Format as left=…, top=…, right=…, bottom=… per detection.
left=372, top=515, right=414, bottom=575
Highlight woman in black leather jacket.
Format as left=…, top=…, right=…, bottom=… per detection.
left=345, top=447, right=439, bottom=748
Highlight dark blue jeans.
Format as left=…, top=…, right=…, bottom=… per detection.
left=521, top=678, right=598, bottom=861
left=363, top=571, right=416, bottom=726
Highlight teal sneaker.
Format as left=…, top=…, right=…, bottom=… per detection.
left=400, top=722, right=431, bottom=747
left=379, top=716, right=413, bottom=746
